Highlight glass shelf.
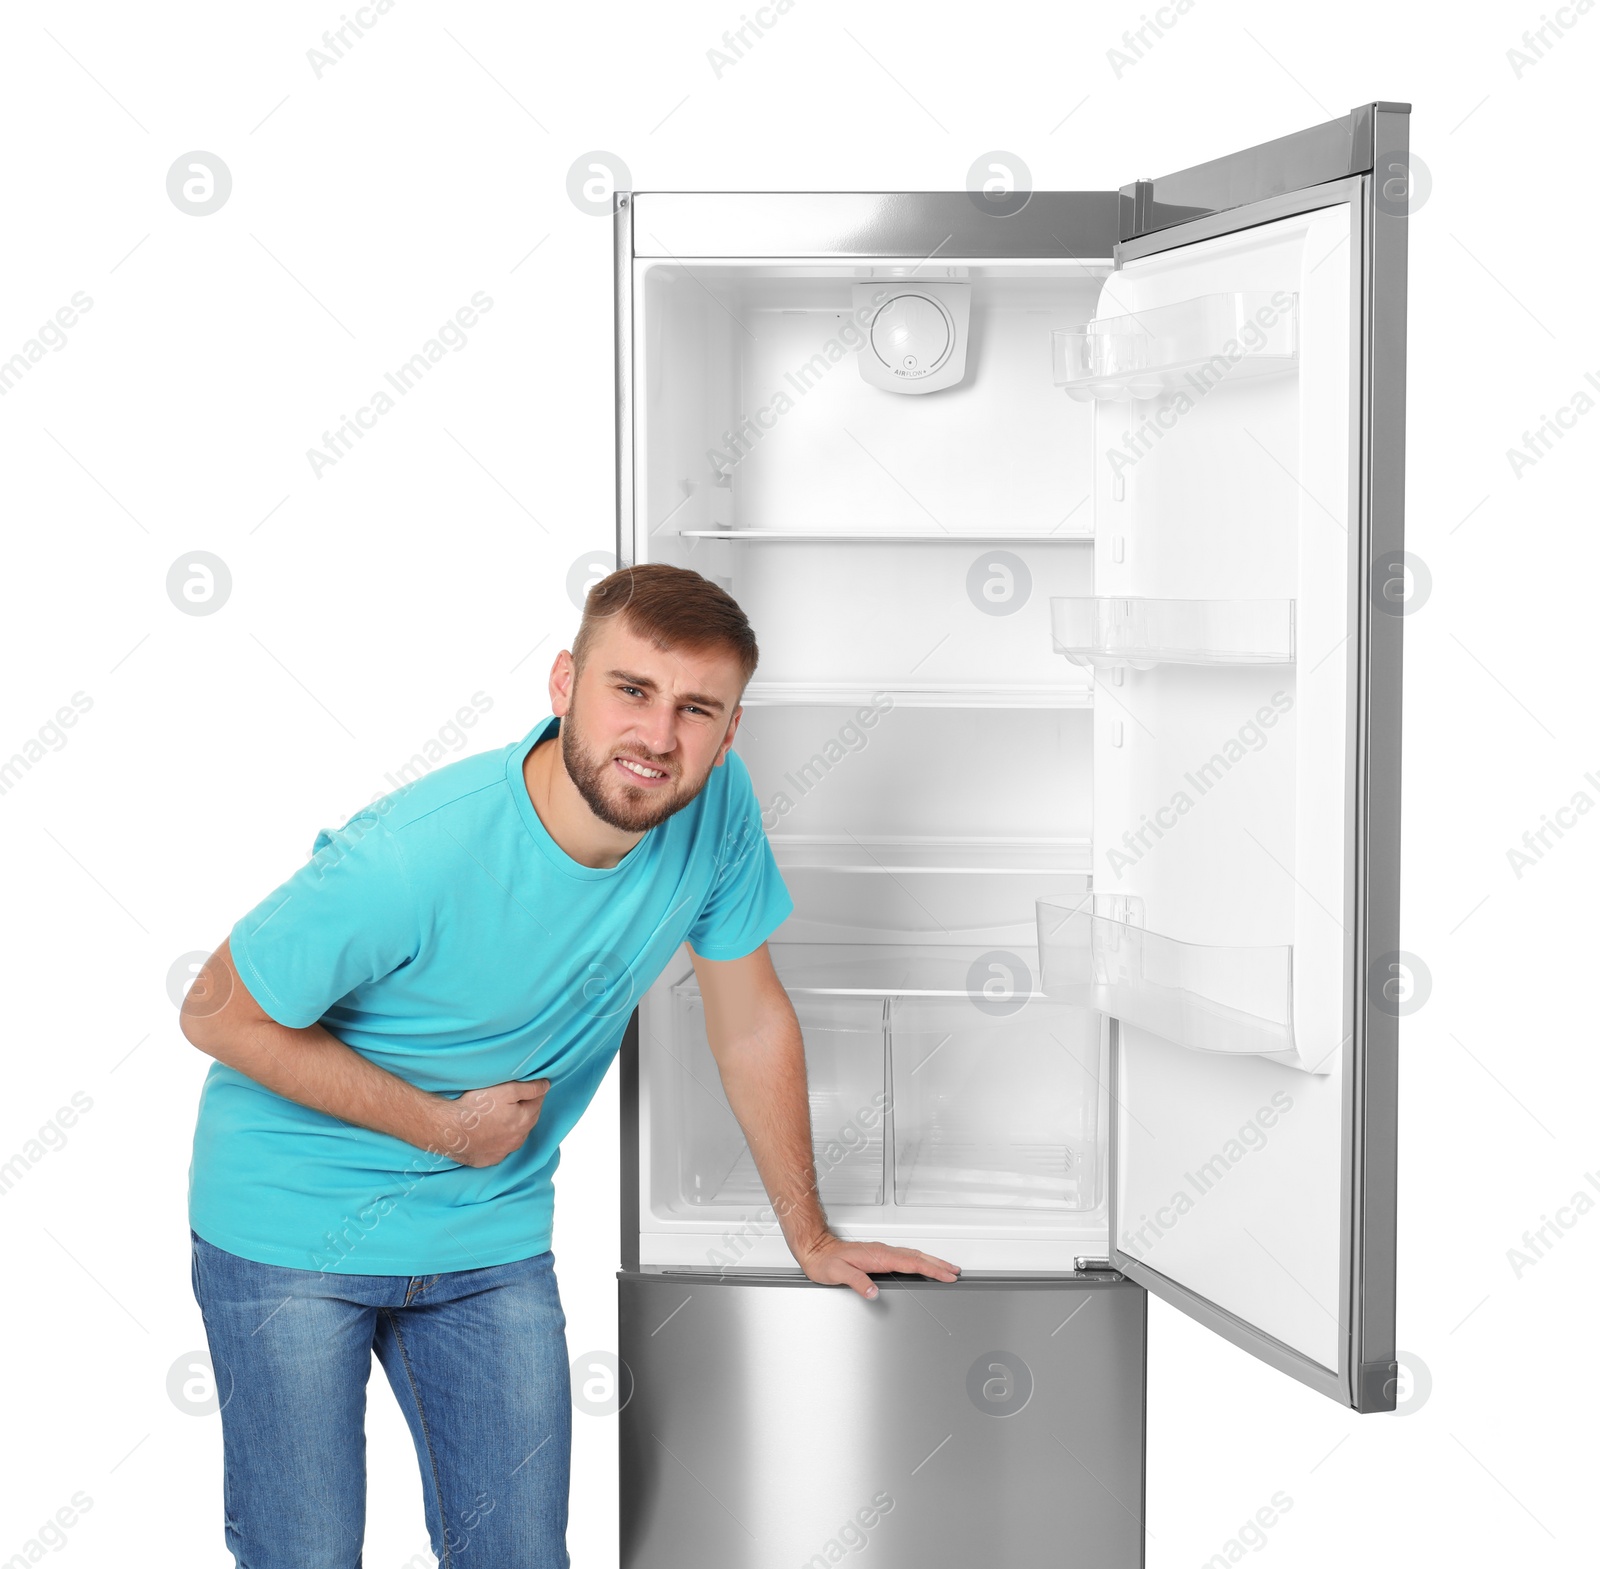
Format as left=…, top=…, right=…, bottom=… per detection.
left=769, top=836, right=1090, bottom=875
left=677, top=528, right=1094, bottom=543
left=1050, top=597, right=1295, bottom=670
left=770, top=843, right=1089, bottom=947
left=769, top=942, right=1046, bottom=1001
left=1051, top=291, right=1298, bottom=402
left=743, top=679, right=1093, bottom=709
left=1036, top=897, right=1332, bottom=1074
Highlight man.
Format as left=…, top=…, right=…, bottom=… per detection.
left=182, top=562, right=959, bottom=1568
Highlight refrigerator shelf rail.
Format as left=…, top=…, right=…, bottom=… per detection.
left=1036, top=897, right=1334, bottom=1075
left=1051, top=290, right=1299, bottom=402
left=1050, top=596, right=1296, bottom=670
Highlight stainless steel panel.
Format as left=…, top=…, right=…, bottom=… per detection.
left=1117, top=102, right=1410, bottom=240
left=620, top=1272, right=1146, bottom=1568
left=629, top=191, right=1121, bottom=261
left=618, top=1016, right=640, bottom=1274
left=1350, top=104, right=1408, bottom=1415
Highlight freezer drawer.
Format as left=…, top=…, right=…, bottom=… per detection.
left=619, top=1271, right=1145, bottom=1568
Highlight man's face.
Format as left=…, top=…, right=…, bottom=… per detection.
left=551, top=616, right=746, bottom=834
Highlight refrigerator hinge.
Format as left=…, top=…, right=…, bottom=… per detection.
left=1073, top=1256, right=1122, bottom=1277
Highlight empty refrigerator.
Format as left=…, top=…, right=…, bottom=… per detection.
left=614, top=101, right=1408, bottom=1565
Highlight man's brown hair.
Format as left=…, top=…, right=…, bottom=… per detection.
left=571, top=562, right=760, bottom=689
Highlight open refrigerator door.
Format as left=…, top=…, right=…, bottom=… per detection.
left=1047, top=172, right=1403, bottom=1411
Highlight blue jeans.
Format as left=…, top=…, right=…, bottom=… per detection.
left=189, top=1230, right=571, bottom=1568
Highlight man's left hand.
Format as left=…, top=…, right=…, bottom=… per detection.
left=796, top=1235, right=961, bottom=1299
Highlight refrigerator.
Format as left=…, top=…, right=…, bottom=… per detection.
left=612, top=101, right=1408, bottom=1566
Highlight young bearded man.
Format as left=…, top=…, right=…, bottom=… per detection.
left=181, top=562, right=959, bottom=1569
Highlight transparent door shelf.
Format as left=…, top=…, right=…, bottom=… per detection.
left=1036, top=898, right=1332, bottom=1074
left=678, top=528, right=1095, bottom=543
left=1051, top=597, right=1295, bottom=669
left=1051, top=291, right=1298, bottom=402
left=743, top=679, right=1092, bottom=709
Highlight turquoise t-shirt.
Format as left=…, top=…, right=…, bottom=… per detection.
left=187, top=714, right=792, bottom=1275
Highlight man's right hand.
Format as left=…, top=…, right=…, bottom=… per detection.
left=181, top=939, right=557, bottom=1168
left=436, top=1078, right=552, bottom=1167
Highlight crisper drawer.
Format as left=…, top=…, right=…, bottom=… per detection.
left=890, top=997, right=1103, bottom=1211
left=668, top=973, right=1104, bottom=1219
left=619, top=1271, right=1146, bottom=1569
left=674, top=984, right=888, bottom=1209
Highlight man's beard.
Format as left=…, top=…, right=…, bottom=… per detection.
left=559, top=705, right=714, bottom=833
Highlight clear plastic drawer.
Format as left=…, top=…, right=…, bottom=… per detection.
left=888, top=996, right=1104, bottom=1211
left=673, top=981, right=888, bottom=1208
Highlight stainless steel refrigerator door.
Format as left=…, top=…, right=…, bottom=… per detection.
left=1100, top=105, right=1408, bottom=1413
left=619, top=1272, right=1145, bottom=1568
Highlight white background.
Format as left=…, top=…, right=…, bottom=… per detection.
left=1, top=2, right=1595, bottom=1566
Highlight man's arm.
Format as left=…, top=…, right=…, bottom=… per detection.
left=180, top=938, right=546, bottom=1168
left=689, top=941, right=960, bottom=1299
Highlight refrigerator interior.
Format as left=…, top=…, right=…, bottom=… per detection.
left=631, top=259, right=1115, bottom=1271
left=628, top=223, right=1356, bottom=1302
